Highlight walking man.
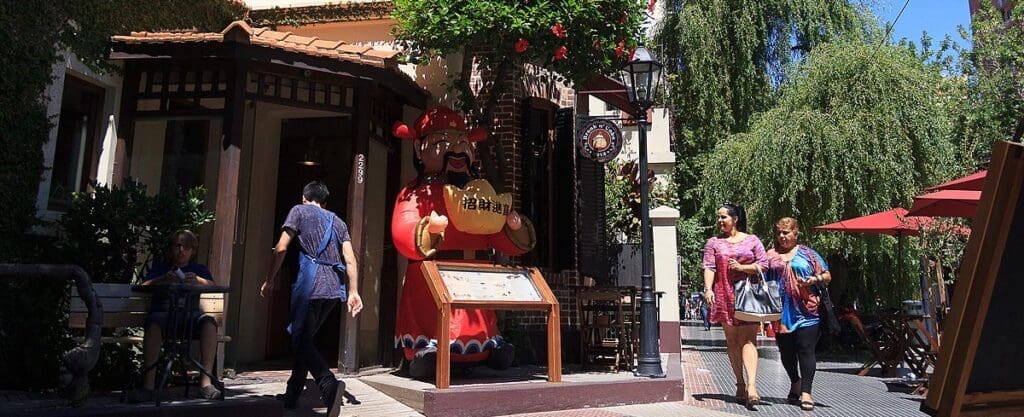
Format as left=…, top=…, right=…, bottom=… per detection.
left=261, top=181, right=363, bottom=417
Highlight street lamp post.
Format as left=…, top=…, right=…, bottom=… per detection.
left=618, top=47, right=666, bottom=378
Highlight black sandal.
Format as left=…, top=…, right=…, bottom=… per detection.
left=735, top=383, right=747, bottom=405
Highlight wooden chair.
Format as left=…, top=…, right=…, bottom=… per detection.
left=577, top=289, right=631, bottom=371
left=841, top=312, right=903, bottom=377
left=69, top=283, right=231, bottom=377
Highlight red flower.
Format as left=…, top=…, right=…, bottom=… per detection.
left=614, top=40, right=626, bottom=58
left=551, top=22, right=566, bottom=38
left=619, top=12, right=628, bottom=25
left=629, top=46, right=637, bottom=61
left=648, top=0, right=657, bottom=12
left=553, top=45, right=568, bottom=61
left=515, top=38, right=530, bottom=54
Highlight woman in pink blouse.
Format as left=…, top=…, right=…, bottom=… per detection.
left=702, top=203, right=769, bottom=407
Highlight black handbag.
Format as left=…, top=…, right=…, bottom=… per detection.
left=733, top=265, right=783, bottom=322
left=818, top=284, right=842, bottom=335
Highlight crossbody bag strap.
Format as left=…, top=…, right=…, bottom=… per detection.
left=315, top=208, right=335, bottom=258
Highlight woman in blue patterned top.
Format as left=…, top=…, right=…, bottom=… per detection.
left=765, top=217, right=831, bottom=411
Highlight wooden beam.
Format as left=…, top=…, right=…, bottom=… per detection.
left=340, top=82, right=373, bottom=374
left=210, top=60, right=246, bottom=287
left=111, top=42, right=428, bottom=108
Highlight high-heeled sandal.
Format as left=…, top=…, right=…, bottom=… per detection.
left=734, top=383, right=747, bottom=405
left=746, top=391, right=762, bottom=407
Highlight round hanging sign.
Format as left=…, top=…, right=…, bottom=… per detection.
left=577, top=119, right=623, bottom=163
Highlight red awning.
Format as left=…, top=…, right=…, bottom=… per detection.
left=907, top=190, right=981, bottom=218
left=579, top=75, right=639, bottom=119
left=925, top=170, right=987, bottom=192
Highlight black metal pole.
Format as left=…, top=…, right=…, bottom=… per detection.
left=635, top=115, right=666, bottom=378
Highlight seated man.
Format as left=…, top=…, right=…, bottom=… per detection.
left=128, top=229, right=221, bottom=402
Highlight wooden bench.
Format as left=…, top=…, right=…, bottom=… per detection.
left=70, top=283, right=232, bottom=376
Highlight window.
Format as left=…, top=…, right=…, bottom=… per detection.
left=160, top=120, right=211, bottom=193
left=48, top=75, right=105, bottom=211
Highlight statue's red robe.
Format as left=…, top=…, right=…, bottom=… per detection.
left=392, top=179, right=535, bottom=362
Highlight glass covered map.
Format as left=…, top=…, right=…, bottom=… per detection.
left=438, top=267, right=543, bottom=302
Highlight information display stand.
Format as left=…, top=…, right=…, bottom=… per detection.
left=420, top=260, right=561, bottom=389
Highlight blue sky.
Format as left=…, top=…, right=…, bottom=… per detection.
left=874, top=1, right=973, bottom=50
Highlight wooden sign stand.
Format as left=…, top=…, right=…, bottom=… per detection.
left=420, top=260, right=562, bottom=389
left=923, top=141, right=1024, bottom=417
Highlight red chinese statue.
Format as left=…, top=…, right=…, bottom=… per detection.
left=391, top=106, right=536, bottom=379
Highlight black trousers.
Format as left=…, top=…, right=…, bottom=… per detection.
left=776, top=324, right=820, bottom=394
left=287, top=298, right=340, bottom=396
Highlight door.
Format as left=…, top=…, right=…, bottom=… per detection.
left=264, top=116, right=353, bottom=360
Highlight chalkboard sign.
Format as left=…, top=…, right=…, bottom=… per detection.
left=924, top=141, right=1024, bottom=417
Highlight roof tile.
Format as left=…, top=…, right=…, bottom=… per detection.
left=112, top=20, right=399, bottom=69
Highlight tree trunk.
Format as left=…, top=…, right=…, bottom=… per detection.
left=0, top=264, right=102, bottom=406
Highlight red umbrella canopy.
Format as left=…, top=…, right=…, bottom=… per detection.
left=907, top=190, right=981, bottom=218
left=815, top=208, right=932, bottom=236
left=925, top=170, right=987, bottom=192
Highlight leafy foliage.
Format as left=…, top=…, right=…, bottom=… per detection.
left=250, top=2, right=393, bottom=27
left=57, top=180, right=215, bottom=284
left=604, top=159, right=677, bottom=244
left=701, top=41, right=956, bottom=308
left=949, top=2, right=1024, bottom=165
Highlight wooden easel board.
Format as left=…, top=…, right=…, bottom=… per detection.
left=420, top=260, right=562, bottom=389
left=924, top=141, right=1024, bottom=417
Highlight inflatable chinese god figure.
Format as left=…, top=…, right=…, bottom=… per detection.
left=391, top=106, right=536, bottom=379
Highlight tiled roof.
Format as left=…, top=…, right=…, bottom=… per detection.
left=112, top=20, right=400, bottom=69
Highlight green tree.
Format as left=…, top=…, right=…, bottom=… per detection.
left=655, top=0, right=871, bottom=216
left=950, top=2, right=1024, bottom=166
left=701, top=40, right=956, bottom=308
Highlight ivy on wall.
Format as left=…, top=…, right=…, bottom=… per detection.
left=249, top=2, right=393, bottom=28
left=0, top=1, right=243, bottom=262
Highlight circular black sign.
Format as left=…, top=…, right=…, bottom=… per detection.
left=577, top=119, right=623, bottom=163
